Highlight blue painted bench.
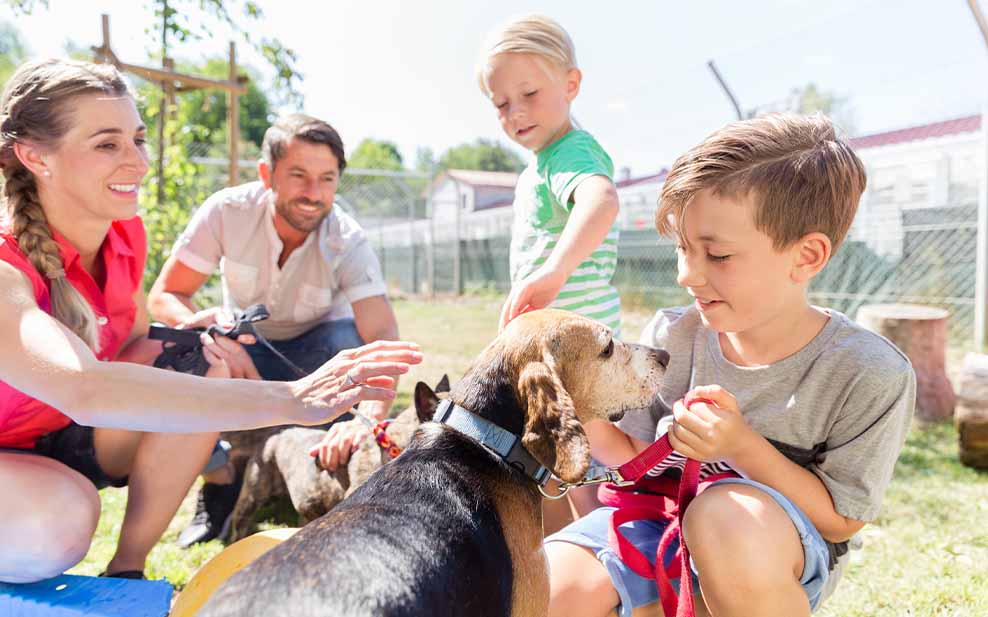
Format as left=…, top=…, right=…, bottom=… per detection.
left=0, top=574, right=172, bottom=616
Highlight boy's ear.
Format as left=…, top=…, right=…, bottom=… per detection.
left=564, top=67, right=582, bottom=102
left=257, top=159, right=272, bottom=188
left=790, top=232, right=831, bottom=283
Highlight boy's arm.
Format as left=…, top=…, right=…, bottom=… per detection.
left=584, top=420, right=649, bottom=466
left=730, top=432, right=866, bottom=543
left=500, top=176, right=618, bottom=328
left=670, top=385, right=866, bottom=543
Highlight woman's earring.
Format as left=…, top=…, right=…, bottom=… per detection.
left=42, top=169, right=51, bottom=178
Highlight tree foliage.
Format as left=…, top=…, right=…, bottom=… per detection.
left=349, top=138, right=404, bottom=171
left=438, top=138, right=525, bottom=172
left=0, top=20, right=27, bottom=87
left=149, top=0, right=303, bottom=107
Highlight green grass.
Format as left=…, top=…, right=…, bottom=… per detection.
left=72, top=297, right=988, bottom=615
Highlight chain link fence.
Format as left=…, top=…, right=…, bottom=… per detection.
left=179, top=151, right=980, bottom=347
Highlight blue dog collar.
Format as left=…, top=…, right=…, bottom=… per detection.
left=433, top=399, right=552, bottom=487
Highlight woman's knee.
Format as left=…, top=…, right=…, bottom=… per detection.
left=0, top=456, right=100, bottom=582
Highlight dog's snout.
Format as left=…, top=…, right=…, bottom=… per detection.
left=654, top=349, right=670, bottom=369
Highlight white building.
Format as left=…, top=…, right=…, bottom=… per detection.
left=848, top=114, right=980, bottom=257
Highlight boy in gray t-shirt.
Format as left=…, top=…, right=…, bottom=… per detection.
left=545, top=113, right=917, bottom=617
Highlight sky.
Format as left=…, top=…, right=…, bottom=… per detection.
left=5, top=0, right=987, bottom=178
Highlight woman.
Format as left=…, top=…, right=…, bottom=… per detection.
left=0, top=58, right=421, bottom=583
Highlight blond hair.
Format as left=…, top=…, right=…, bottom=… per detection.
left=477, top=14, right=577, bottom=96
left=0, top=59, right=133, bottom=352
left=658, top=113, right=867, bottom=253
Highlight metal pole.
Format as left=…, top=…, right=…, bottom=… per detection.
left=707, top=60, right=744, bottom=120
left=452, top=178, right=463, bottom=296
left=969, top=0, right=988, bottom=350
left=426, top=168, right=436, bottom=299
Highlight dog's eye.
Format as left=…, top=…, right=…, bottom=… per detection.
left=600, top=340, right=614, bottom=358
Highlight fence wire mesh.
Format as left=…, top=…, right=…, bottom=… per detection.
left=180, top=154, right=980, bottom=347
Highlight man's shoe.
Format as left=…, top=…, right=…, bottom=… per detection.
left=177, top=476, right=242, bottom=548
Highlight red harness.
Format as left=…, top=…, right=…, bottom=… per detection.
left=601, top=396, right=739, bottom=617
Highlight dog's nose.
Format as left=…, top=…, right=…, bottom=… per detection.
left=654, top=349, right=670, bottom=369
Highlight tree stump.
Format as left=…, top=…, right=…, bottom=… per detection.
left=855, top=303, right=955, bottom=422
left=956, top=353, right=988, bottom=470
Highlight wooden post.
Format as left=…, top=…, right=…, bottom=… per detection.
left=957, top=352, right=988, bottom=469
left=227, top=42, right=240, bottom=187
left=92, top=15, right=247, bottom=200
left=156, top=58, right=174, bottom=206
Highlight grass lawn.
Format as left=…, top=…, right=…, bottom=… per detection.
left=72, top=297, right=988, bottom=615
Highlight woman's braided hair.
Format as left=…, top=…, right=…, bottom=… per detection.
left=0, top=59, right=132, bottom=352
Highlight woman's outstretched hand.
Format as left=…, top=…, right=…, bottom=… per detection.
left=288, top=340, right=423, bottom=426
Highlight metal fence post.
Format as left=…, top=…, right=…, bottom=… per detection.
left=969, top=0, right=988, bottom=351
left=426, top=167, right=436, bottom=298
left=977, top=105, right=988, bottom=350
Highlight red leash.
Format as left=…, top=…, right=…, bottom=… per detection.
left=605, top=396, right=732, bottom=617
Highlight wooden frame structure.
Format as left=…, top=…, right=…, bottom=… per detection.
left=91, top=13, right=248, bottom=199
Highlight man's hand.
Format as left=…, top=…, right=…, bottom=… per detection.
left=667, top=384, right=757, bottom=465
left=201, top=331, right=262, bottom=380
left=499, top=266, right=567, bottom=330
left=308, top=418, right=372, bottom=470
left=178, top=308, right=260, bottom=378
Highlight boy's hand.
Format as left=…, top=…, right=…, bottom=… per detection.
left=499, top=266, right=567, bottom=330
left=667, top=385, right=756, bottom=464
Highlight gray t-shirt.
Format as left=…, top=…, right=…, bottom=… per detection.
left=618, top=305, right=915, bottom=596
left=619, top=306, right=915, bottom=522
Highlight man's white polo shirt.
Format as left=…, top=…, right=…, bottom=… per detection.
left=172, top=181, right=387, bottom=341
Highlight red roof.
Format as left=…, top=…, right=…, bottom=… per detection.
left=849, top=114, right=980, bottom=150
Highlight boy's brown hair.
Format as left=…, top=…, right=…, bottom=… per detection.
left=657, top=113, right=866, bottom=252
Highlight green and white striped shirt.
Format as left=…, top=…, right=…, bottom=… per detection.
left=509, top=130, right=621, bottom=333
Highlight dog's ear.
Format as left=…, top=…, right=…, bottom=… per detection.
left=414, top=381, right=440, bottom=424
left=435, top=374, right=451, bottom=394
left=518, top=361, right=591, bottom=484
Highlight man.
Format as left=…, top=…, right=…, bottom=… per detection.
left=148, top=114, right=399, bottom=546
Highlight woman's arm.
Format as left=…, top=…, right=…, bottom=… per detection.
left=0, top=261, right=419, bottom=433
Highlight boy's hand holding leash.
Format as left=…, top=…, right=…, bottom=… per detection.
left=669, top=385, right=758, bottom=467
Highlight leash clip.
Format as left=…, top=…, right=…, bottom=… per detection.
left=559, top=465, right=635, bottom=491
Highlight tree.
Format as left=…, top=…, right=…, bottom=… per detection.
left=349, top=139, right=404, bottom=171
left=148, top=0, right=303, bottom=106
left=748, top=82, right=855, bottom=135
left=0, top=21, right=28, bottom=88
left=438, top=138, right=525, bottom=172
left=792, top=83, right=855, bottom=135
left=414, top=146, right=436, bottom=173
left=178, top=58, right=273, bottom=149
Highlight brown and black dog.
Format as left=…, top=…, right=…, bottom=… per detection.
left=226, top=376, right=449, bottom=541
left=199, top=310, right=669, bottom=617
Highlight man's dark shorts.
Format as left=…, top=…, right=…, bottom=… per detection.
left=1, top=423, right=127, bottom=490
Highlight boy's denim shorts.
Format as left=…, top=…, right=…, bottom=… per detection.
left=545, top=477, right=831, bottom=615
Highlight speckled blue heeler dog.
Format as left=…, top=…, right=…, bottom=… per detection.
left=199, top=309, right=669, bottom=617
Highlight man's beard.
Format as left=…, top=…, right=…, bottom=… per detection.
left=275, top=197, right=330, bottom=233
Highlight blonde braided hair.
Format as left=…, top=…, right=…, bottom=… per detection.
left=0, top=59, right=133, bottom=352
